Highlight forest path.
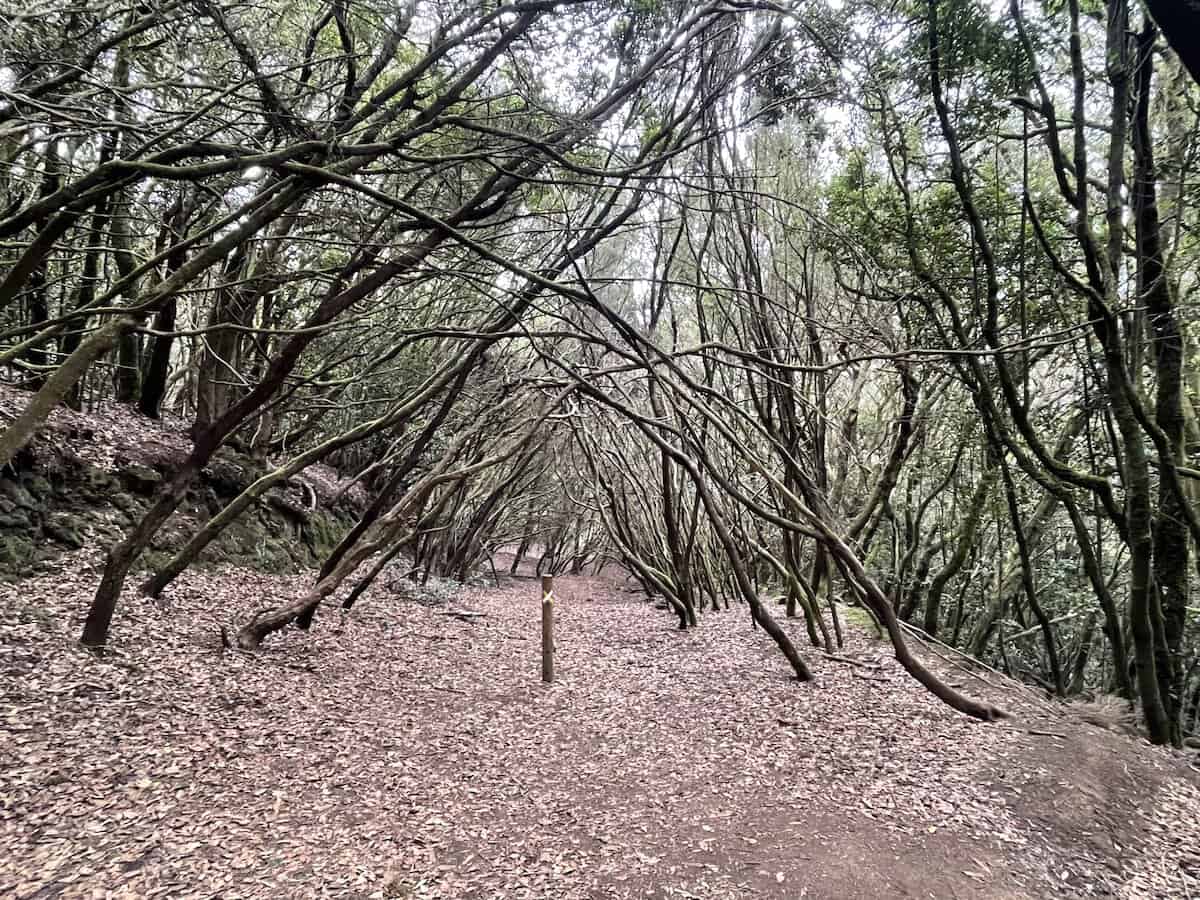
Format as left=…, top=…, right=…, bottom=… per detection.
left=2, top=556, right=1198, bottom=898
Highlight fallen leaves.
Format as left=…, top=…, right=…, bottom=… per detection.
left=1, top=555, right=1197, bottom=898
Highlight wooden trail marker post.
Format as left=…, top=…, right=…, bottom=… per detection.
left=541, top=574, right=554, bottom=683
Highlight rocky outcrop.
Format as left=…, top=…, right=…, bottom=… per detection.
left=0, top=393, right=364, bottom=582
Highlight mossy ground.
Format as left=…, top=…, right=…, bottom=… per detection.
left=835, top=602, right=885, bottom=639
left=0, top=444, right=359, bottom=582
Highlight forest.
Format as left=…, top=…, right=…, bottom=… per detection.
left=3, top=0, right=1200, bottom=896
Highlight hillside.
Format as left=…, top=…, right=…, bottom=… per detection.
left=0, top=384, right=364, bottom=583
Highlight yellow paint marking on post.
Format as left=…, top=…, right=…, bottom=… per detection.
left=541, top=574, right=554, bottom=683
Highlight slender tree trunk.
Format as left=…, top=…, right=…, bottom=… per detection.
left=139, top=299, right=177, bottom=418
left=1068, top=610, right=1098, bottom=695
left=998, top=454, right=1065, bottom=694
left=319, top=361, right=474, bottom=581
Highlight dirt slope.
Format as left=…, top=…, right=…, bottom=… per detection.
left=0, top=384, right=364, bottom=583
left=2, top=555, right=1198, bottom=899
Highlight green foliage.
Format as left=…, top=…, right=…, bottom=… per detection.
left=838, top=603, right=885, bottom=639
left=825, top=149, right=907, bottom=267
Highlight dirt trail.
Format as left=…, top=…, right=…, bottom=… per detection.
left=2, top=556, right=1198, bottom=898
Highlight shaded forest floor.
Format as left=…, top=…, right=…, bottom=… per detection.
left=3, top=554, right=1199, bottom=899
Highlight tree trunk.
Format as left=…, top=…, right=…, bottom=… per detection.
left=139, top=299, right=177, bottom=418
left=1134, top=20, right=1188, bottom=744
left=0, top=316, right=137, bottom=469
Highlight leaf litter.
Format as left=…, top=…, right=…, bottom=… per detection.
left=2, top=552, right=1199, bottom=898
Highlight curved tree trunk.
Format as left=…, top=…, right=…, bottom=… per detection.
left=825, top=531, right=1008, bottom=722
left=0, top=315, right=137, bottom=470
